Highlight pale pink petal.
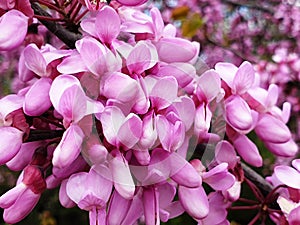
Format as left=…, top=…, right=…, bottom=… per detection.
left=57, top=51, right=88, bottom=74
left=66, top=172, right=88, bottom=203
left=80, top=17, right=97, bottom=37
left=100, top=106, right=125, bottom=146
left=127, top=41, right=158, bottom=75
left=178, top=185, right=209, bottom=220
left=100, top=72, right=139, bottom=102
left=23, top=78, right=52, bottom=116
left=139, top=112, right=157, bottom=150
left=49, top=75, right=81, bottom=112
left=109, top=150, right=135, bottom=199
left=75, top=37, right=107, bottom=76
left=0, top=127, right=23, bottom=165
left=156, top=62, right=195, bottom=88
left=88, top=165, right=112, bottom=202
left=214, top=62, right=238, bottom=89
left=117, top=113, right=142, bottom=149
left=52, top=125, right=84, bottom=168
left=0, top=94, right=23, bottom=123
left=150, top=7, right=164, bottom=38
left=57, top=84, right=87, bottom=123
left=265, top=84, right=278, bottom=109
left=150, top=76, right=178, bottom=110
left=95, top=6, right=120, bottom=45
left=18, top=50, right=35, bottom=82
left=197, top=69, right=221, bottom=102
left=292, top=159, right=300, bottom=172
left=232, top=61, right=255, bottom=95
left=0, top=10, right=28, bottom=51
left=275, top=166, right=300, bottom=189
left=171, top=96, right=196, bottom=131
left=222, top=181, right=241, bottom=202
left=23, top=44, right=48, bottom=76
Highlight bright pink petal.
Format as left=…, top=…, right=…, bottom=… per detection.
left=59, top=180, right=76, bottom=208
left=6, top=141, right=41, bottom=171
left=18, top=50, right=35, bottom=82
left=255, top=114, right=291, bottom=143
left=225, top=95, right=253, bottom=132
left=23, top=78, right=52, bottom=116
left=0, top=183, right=26, bottom=208
left=155, top=37, right=198, bottom=63
left=265, top=139, right=298, bottom=157
left=178, top=185, right=209, bottom=220
left=107, top=190, right=131, bottom=225
left=142, top=186, right=158, bottom=225
left=95, top=6, right=120, bottom=45
left=156, top=62, right=195, bottom=88
left=202, top=164, right=235, bottom=191
left=233, top=134, right=263, bottom=167
left=171, top=161, right=201, bottom=188
left=3, top=188, right=40, bottom=224
left=0, top=127, right=23, bottom=165
left=0, top=10, right=28, bottom=51
left=23, top=44, right=48, bottom=76
left=215, top=141, right=237, bottom=169
left=52, top=125, right=84, bottom=168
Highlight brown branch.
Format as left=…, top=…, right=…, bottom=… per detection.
left=222, top=0, right=275, bottom=14
left=242, top=162, right=274, bottom=195
left=31, top=2, right=82, bottom=48
left=25, top=129, right=64, bottom=142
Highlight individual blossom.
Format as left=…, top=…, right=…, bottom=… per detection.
left=0, top=165, right=46, bottom=224
left=66, top=165, right=112, bottom=225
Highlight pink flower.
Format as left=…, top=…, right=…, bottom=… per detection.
left=66, top=165, right=112, bottom=225
left=0, top=9, right=28, bottom=51
left=0, top=165, right=46, bottom=224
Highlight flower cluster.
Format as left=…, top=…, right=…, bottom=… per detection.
left=0, top=1, right=298, bottom=225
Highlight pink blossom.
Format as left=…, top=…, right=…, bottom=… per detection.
left=66, top=165, right=112, bottom=225
left=0, top=10, right=28, bottom=51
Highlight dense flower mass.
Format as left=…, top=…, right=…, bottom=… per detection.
left=0, top=0, right=299, bottom=225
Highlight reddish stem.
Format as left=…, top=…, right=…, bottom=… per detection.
left=70, top=2, right=83, bottom=22
left=74, top=9, right=89, bottom=23
left=34, top=14, right=66, bottom=21
left=36, top=0, right=66, bottom=15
